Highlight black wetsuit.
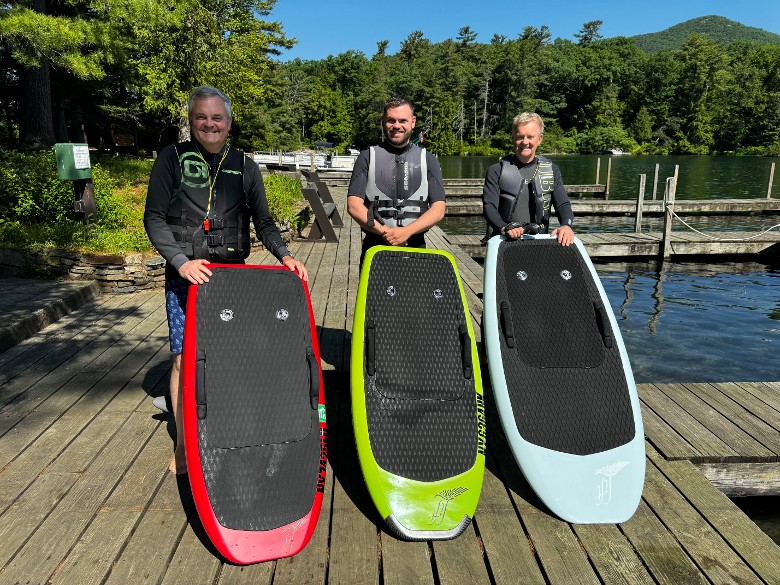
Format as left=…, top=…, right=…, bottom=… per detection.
left=144, top=141, right=290, bottom=276
left=483, top=156, right=573, bottom=237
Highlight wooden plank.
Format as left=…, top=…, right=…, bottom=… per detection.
left=473, top=464, right=545, bottom=585
left=736, top=381, right=780, bottom=417
left=658, top=382, right=777, bottom=460
left=159, top=521, right=222, bottom=585
left=572, top=523, right=655, bottom=585
left=103, top=473, right=188, bottom=585
left=683, top=382, right=780, bottom=456
left=647, top=448, right=780, bottom=581
left=0, top=471, right=80, bottom=568
left=621, top=501, right=708, bottom=585
left=0, top=412, right=159, bottom=585
left=696, top=461, right=780, bottom=496
left=716, top=382, right=780, bottom=430
left=217, top=562, right=275, bottom=585
left=638, top=400, right=702, bottom=461
left=431, top=524, right=492, bottom=585
left=641, top=454, right=763, bottom=584
left=380, top=536, right=434, bottom=585
left=0, top=290, right=155, bottom=409
left=639, top=384, right=739, bottom=462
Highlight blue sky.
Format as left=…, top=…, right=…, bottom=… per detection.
left=268, top=0, right=780, bottom=61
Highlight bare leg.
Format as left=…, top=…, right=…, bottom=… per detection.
left=169, top=354, right=187, bottom=474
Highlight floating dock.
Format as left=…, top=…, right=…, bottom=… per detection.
left=1, top=186, right=779, bottom=584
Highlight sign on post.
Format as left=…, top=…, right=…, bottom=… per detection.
left=54, top=143, right=97, bottom=222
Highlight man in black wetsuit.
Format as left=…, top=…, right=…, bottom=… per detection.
left=347, top=96, right=446, bottom=263
left=483, top=112, right=574, bottom=246
left=144, top=85, right=308, bottom=474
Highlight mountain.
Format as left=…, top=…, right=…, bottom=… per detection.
left=630, top=15, right=780, bottom=52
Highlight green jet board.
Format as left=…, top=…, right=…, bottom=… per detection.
left=351, top=246, right=485, bottom=540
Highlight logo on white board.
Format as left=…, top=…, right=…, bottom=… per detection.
left=595, top=461, right=630, bottom=505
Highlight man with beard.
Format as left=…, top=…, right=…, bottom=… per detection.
left=347, top=96, right=446, bottom=264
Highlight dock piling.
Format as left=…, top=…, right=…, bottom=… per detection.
left=661, top=176, right=677, bottom=261
left=769, top=162, right=775, bottom=199
left=635, top=174, right=646, bottom=233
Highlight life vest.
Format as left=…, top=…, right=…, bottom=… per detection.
left=365, top=144, right=429, bottom=228
left=165, top=142, right=250, bottom=260
left=496, top=155, right=556, bottom=232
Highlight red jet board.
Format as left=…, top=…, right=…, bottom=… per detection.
left=182, top=264, right=326, bottom=564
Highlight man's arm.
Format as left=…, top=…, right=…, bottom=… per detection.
left=549, top=165, right=574, bottom=245
left=482, top=164, right=505, bottom=233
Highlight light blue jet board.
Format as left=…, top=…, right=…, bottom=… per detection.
left=483, top=234, right=645, bottom=523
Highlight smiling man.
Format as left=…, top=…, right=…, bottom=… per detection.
left=482, top=112, right=574, bottom=245
left=144, top=85, right=307, bottom=474
left=347, top=96, right=446, bottom=264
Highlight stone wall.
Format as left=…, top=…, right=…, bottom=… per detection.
left=0, top=248, right=166, bottom=293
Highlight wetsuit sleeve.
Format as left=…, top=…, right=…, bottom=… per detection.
left=143, top=147, right=189, bottom=271
left=482, top=164, right=506, bottom=232
left=244, top=157, right=291, bottom=261
left=426, top=151, right=446, bottom=203
left=551, top=165, right=573, bottom=227
left=347, top=150, right=370, bottom=200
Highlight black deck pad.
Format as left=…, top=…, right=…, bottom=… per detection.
left=495, top=239, right=635, bottom=455
left=364, top=250, right=478, bottom=482
left=194, top=267, right=318, bottom=531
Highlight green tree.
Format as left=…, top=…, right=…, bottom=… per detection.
left=131, top=0, right=293, bottom=140
left=426, top=96, right=459, bottom=155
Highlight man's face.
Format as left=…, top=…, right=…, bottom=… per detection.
left=512, top=121, right=543, bottom=164
left=189, top=97, right=232, bottom=153
left=382, top=105, right=416, bottom=148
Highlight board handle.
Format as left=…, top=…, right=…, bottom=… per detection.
left=196, top=350, right=207, bottom=420
left=459, top=324, right=473, bottom=380
left=500, top=301, right=516, bottom=348
left=594, top=301, right=614, bottom=348
left=366, top=320, right=376, bottom=376
left=307, top=347, right=320, bottom=409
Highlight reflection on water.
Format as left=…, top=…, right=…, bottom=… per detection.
left=439, top=154, right=778, bottom=201
left=596, top=261, right=780, bottom=384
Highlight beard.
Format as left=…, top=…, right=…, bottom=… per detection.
left=384, top=127, right=412, bottom=147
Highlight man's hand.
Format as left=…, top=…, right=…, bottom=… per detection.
left=282, top=255, right=309, bottom=281
left=178, top=259, right=212, bottom=284
left=551, top=225, right=574, bottom=246
left=382, top=225, right=412, bottom=247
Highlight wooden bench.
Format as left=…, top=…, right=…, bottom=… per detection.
left=300, top=170, right=343, bottom=242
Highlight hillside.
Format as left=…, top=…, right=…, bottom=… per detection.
left=631, top=15, right=780, bottom=52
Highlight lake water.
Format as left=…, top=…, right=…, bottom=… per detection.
left=439, top=155, right=780, bottom=542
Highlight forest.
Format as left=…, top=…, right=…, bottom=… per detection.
left=2, top=1, right=780, bottom=157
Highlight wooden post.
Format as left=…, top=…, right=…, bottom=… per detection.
left=605, top=157, right=612, bottom=199
left=310, top=152, right=315, bottom=172
left=652, top=163, right=660, bottom=200
left=768, top=162, right=775, bottom=199
left=634, top=174, right=646, bottom=233
left=661, top=176, right=676, bottom=261
left=595, top=158, right=601, bottom=185
left=673, top=164, right=679, bottom=192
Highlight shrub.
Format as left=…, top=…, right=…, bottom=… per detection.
left=262, top=173, right=305, bottom=230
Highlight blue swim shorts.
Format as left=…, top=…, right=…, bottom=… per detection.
left=165, top=274, right=190, bottom=355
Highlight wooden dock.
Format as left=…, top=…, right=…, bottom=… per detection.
left=1, top=186, right=780, bottom=584
left=448, top=231, right=780, bottom=261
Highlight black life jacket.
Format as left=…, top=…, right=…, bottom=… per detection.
left=495, top=155, right=556, bottom=234
left=365, top=144, right=429, bottom=228
left=165, top=142, right=250, bottom=260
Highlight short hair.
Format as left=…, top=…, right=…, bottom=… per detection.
left=512, top=112, right=544, bottom=136
left=383, top=96, right=415, bottom=117
left=188, top=86, right=233, bottom=120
